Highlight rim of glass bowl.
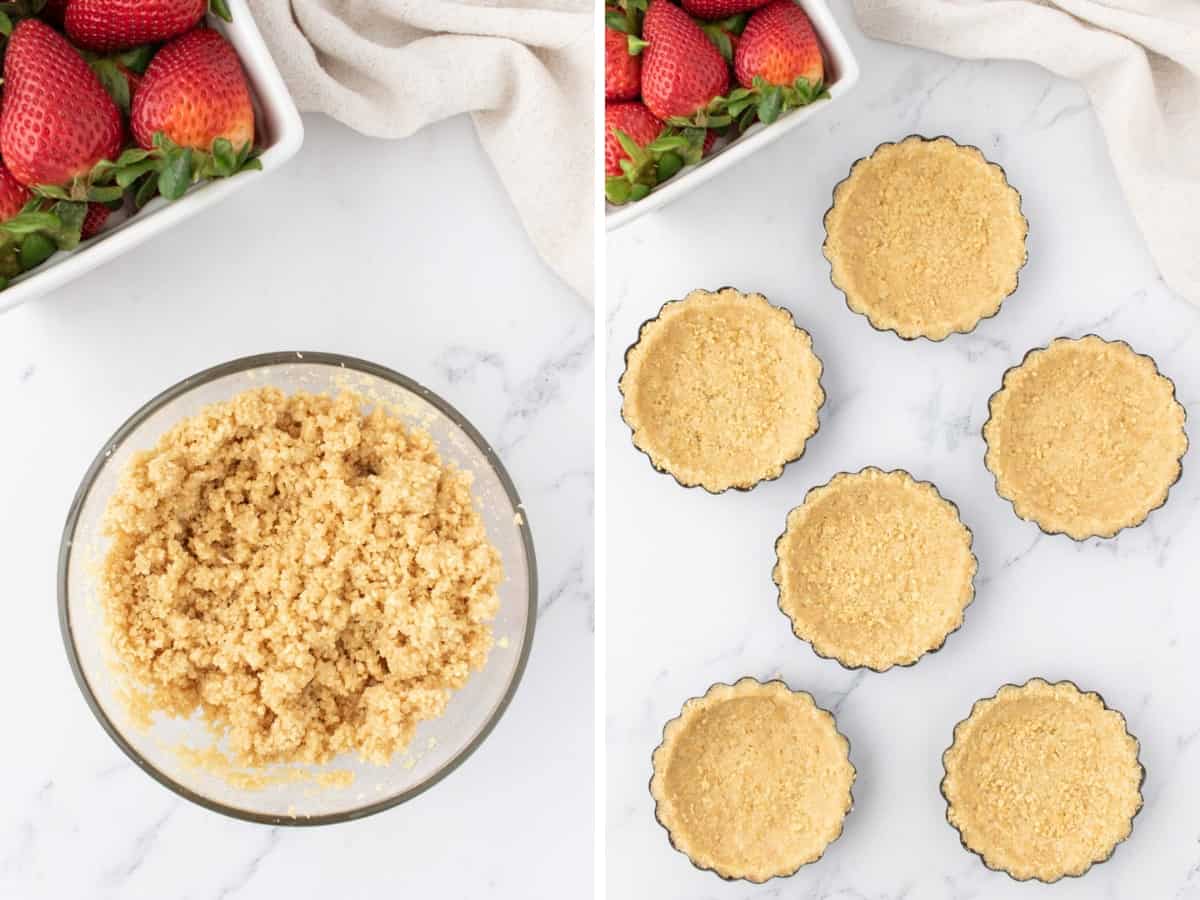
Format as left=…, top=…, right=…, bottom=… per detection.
left=57, top=351, right=538, bottom=826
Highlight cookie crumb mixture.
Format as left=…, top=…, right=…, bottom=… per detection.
left=651, top=679, right=854, bottom=882
left=774, top=468, right=976, bottom=671
left=620, top=288, right=824, bottom=492
left=101, top=388, right=502, bottom=767
left=823, top=136, right=1027, bottom=340
left=942, top=679, right=1143, bottom=882
left=984, top=336, right=1186, bottom=539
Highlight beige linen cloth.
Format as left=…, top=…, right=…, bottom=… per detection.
left=249, top=0, right=592, bottom=300
left=853, top=0, right=1200, bottom=306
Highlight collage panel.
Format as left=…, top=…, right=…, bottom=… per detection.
left=605, top=0, right=1199, bottom=896
left=0, top=1, right=592, bottom=898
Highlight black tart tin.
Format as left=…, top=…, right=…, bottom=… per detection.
left=618, top=287, right=827, bottom=495
left=821, top=134, right=1030, bottom=342
left=939, top=677, right=1145, bottom=884
left=772, top=466, right=978, bottom=673
left=649, top=677, right=855, bottom=883
left=982, top=334, right=1188, bottom=541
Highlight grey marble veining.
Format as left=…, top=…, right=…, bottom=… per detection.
left=606, top=2, right=1200, bottom=897
left=0, top=113, right=593, bottom=899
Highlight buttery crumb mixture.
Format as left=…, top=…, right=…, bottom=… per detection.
left=651, top=679, right=854, bottom=882
left=823, top=136, right=1027, bottom=340
left=773, top=468, right=976, bottom=671
left=942, top=679, right=1143, bottom=882
left=100, top=388, right=502, bottom=768
left=620, top=288, right=824, bottom=492
left=984, top=336, right=1187, bottom=539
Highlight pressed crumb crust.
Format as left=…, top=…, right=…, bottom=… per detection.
left=984, top=336, right=1187, bottom=539
left=100, top=388, right=502, bottom=768
left=650, top=679, right=854, bottom=882
left=942, top=679, right=1142, bottom=882
left=773, top=468, right=976, bottom=670
left=824, top=136, right=1027, bottom=340
left=620, top=288, right=824, bottom=492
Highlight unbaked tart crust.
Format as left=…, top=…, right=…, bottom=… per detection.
left=773, top=468, right=976, bottom=671
left=619, top=288, right=824, bottom=493
left=823, top=136, right=1028, bottom=340
left=651, top=679, right=854, bottom=882
left=984, top=335, right=1187, bottom=540
left=942, top=679, right=1143, bottom=883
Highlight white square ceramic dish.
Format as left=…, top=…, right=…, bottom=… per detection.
left=605, top=0, right=859, bottom=232
left=0, top=0, right=304, bottom=314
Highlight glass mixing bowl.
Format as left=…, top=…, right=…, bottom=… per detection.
left=58, top=352, right=536, bottom=825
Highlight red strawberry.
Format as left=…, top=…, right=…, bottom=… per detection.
left=640, top=0, right=729, bottom=123
left=605, top=102, right=662, bottom=177
left=81, top=203, right=111, bottom=239
left=65, top=0, right=206, bottom=53
left=735, top=1, right=824, bottom=89
left=702, top=130, right=717, bottom=157
left=682, top=0, right=769, bottom=17
left=605, top=11, right=643, bottom=101
left=0, top=20, right=123, bottom=189
left=132, top=27, right=255, bottom=151
left=0, top=164, right=32, bottom=223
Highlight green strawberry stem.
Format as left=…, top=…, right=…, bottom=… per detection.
left=209, top=0, right=233, bottom=23
left=671, top=76, right=829, bottom=131
left=606, top=126, right=707, bottom=206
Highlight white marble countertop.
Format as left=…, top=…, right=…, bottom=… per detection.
left=0, top=114, right=593, bottom=899
left=606, top=2, right=1200, bottom=897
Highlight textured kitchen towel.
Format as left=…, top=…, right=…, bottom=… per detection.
left=853, top=0, right=1200, bottom=306
left=249, top=0, right=592, bottom=301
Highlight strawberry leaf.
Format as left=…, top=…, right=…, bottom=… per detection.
left=699, top=23, right=733, bottom=64
left=117, top=45, right=155, bottom=74
left=19, top=232, right=55, bottom=270
left=0, top=12, right=12, bottom=37
left=629, top=183, right=651, bottom=201
left=605, top=10, right=630, bottom=33
left=605, top=176, right=632, bottom=205
left=134, top=172, right=160, bottom=209
left=211, top=138, right=237, bottom=177
left=1, top=210, right=60, bottom=235
left=209, top=0, right=233, bottom=22
left=115, top=159, right=160, bottom=189
left=655, top=151, right=683, bottom=182
left=90, top=59, right=131, bottom=113
left=46, top=200, right=86, bottom=250
left=158, top=147, right=194, bottom=200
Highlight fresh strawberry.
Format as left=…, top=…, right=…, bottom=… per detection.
left=605, top=9, right=643, bottom=101
left=735, top=1, right=823, bottom=89
left=605, top=102, right=662, bottom=177
left=682, top=0, right=769, bottom=17
left=65, top=0, right=206, bottom=53
left=0, top=164, right=32, bottom=223
left=0, top=19, right=123, bottom=189
left=81, top=202, right=111, bottom=238
left=702, top=130, right=717, bottom=157
left=132, top=27, right=255, bottom=152
left=640, top=0, right=729, bottom=125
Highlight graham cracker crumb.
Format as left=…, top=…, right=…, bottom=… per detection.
left=100, top=388, right=502, bottom=768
